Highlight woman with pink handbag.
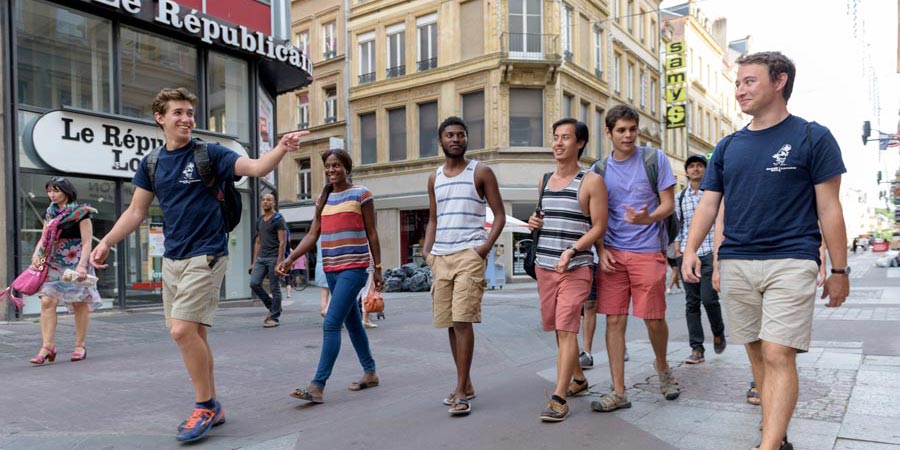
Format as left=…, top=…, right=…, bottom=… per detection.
left=27, top=177, right=101, bottom=365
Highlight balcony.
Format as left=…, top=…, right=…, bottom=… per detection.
left=386, top=65, right=405, bottom=78
left=358, top=72, right=375, bottom=84
left=500, top=33, right=560, bottom=61
left=323, top=49, right=336, bottom=60
left=595, top=68, right=603, bottom=78
left=324, top=116, right=337, bottom=124
left=563, top=50, right=573, bottom=62
left=297, top=122, right=309, bottom=130
left=417, top=57, right=437, bottom=72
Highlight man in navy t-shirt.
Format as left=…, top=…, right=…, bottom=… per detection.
left=681, top=52, right=849, bottom=450
left=91, top=88, right=307, bottom=443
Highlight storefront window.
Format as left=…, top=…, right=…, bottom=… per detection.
left=15, top=0, right=112, bottom=111
left=122, top=183, right=164, bottom=307
left=17, top=174, right=118, bottom=314
left=120, top=26, right=197, bottom=120
left=208, top=51, right=250, bottom=142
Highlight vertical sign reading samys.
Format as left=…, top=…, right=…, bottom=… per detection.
left=665, top=41, right=687, bottom=129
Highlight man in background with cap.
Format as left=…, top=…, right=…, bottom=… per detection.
left=673, top=154, right=726, bottom=364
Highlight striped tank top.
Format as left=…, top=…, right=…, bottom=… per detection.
left=319, top=185, right=373, bottom=272
left=431, top=159, right=488, bottom=255
left=536, top=170, right=593, bottom=269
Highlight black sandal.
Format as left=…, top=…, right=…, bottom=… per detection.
left=746, top=381, right=761, bottom=405
left=753, top=435, right=792, bottom=450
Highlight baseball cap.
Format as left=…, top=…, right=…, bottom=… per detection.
left=684, top=154, right=707, bottom=169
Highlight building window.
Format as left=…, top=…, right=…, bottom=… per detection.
left=360, top=112, right=377, bottom=164
left=389, top=107, right=407, bottom=161
left=593, top=27, right=603, bottom=78
left=639, top=69, right=646, bottom=110
left=650, top=19, right=657, bottom=52
left=613, top=53, right=621, bottom=94
left=324, top=88, right=337, bottom=124
left=509, top=88, right=543, bottom=147
left=417, top=14, right=437, bottom=71
left=296, top=31, right=309, bottom=57
left=297, top=93, right=309, bottom=129
left=386, top=24, right=405, bottom=78
left=418, top=101, right=439, bottom=157
left=296, top=159, right=312, bottom=200
left=358, top=32, right=375, bottom=84
left=120, top=26, right=197, bottom=120
left=626, top=0, right=634, bottom=33
left=627, top=62, right=634, bottom=102
left=561, top=5, right=573, bottom=60
left=580, top=102, right=589, bottom=124
left=562, top=93, right=573, bottom=117
left=594, top=108, right=604, bottom=158
left=207, top=51, right=250, bottom=142
left=322, top=22, right=336, bottom=59
left=462, top=91, right=485, bottom=150
left=508, top=0, right=543, bottom=57
left=460, top=0, right=485, bottom=60
left=16, top=0, right=113, bottom=112
left=639, top=8, right=645, bottom=43
left=650, top=78, right=657, bottom=113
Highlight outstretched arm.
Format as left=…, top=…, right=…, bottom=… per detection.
left=91, top=188, right=154, bottom=269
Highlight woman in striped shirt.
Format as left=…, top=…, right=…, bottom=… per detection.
left=278, top=149, right=383, bottom=404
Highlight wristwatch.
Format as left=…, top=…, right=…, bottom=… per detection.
left=830, top=267, right=851, bottom=275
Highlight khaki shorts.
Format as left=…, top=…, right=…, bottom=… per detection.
left=427, top=249, right=487, bottom=328
left=719, top=259, right=818, bottom=352
left=162, top=254, right=228, bottom=327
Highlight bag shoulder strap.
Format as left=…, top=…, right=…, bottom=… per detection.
left=193, top=141, right=218, bottom=191
left=537, top=172, right=553, bottom=210
left=641, top=147, right=661, bottom=197
left=590, top=156, right=609, bottom=178
left=678, top=188, right=688, bottom=224
left=146, top=146, right=163, bottom=194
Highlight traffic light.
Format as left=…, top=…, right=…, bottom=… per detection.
left=863, top=121, right=871, bottom=144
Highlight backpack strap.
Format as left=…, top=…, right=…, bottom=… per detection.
left=146, top=145, right=164, bottom=194
left=640, top=147, right=660, bottom=196
left=193, top=141, right=221, bottom=200
left=536, top=172, right=552, bottom=211
left=590, top=156, right=609, bottom=178
left=678, top=188, right=688, bottom=226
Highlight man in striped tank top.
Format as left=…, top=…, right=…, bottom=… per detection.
left=527, top=119, right=608, bottom=422
left=424, top=117, right=506, bottom=416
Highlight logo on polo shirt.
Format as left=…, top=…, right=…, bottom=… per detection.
left=766, top=144, right=797, bottom=173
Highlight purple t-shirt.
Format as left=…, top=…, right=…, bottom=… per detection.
left=601, top=147, right=676, bottom=253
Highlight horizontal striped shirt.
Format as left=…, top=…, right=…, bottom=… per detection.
left=320, top=186, right=372, bottom=272
left=536, top=170, right=593, bottom=269
left=431, top=159, right=488, bottom=255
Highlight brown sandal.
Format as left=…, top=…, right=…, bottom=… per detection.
left=290, top=386, right=324, bottom=403
left=349, top=377, right=379, bottom=391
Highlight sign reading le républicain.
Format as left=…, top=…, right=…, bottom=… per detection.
left=26, top=110, right=249, bottom=183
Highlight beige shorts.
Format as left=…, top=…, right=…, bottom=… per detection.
left=162, top=254, right=228, bottom=327
left=427, top=248, right=487, bottom=328
left=719, top=258, right=818, bottom=352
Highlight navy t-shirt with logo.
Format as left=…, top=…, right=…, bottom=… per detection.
left=700, top=115, right=846, bottom=264
left=132, top=140, right=241, bottom=260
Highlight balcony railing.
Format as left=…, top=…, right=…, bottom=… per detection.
left=386, top=65, right=406, bottom=78
left=323, top=49, right=336, bottom=60
left=417, top=57, right=437, bottom=72
left=595, top=68, right=603, bottom=78
left=563, top=50, right=573, bottom=61
left=500, top=32, right=560, bottom=61
left=297, top=122, right=309, bottom=130
left=324, top=116, right=337, bottom=124
left=358, top=72, right=376, bottom=84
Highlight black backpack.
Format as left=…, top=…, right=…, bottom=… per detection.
left=591, top=147, right=680, bottom=251
left=146, top=140, right=243, bottom=233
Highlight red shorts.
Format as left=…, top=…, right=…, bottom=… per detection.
left=597, top=249, right=667, bottom=319
left=537, top=265, right=592, bottom=332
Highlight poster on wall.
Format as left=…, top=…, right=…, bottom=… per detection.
left=258, top=87, right=275, bottom=186
left=148, top=223, right=165, bottom=258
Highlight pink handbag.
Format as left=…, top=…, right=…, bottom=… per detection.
left=0, top=214, right=64, bottom=310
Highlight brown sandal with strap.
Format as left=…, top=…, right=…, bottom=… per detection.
left=290, top=386, right=324, bottom=403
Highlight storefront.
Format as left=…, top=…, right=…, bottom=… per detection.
left=2, top=0, right=312, bottom=318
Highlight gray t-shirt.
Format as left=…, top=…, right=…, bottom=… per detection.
left=257, top=214, right=287, bottom=258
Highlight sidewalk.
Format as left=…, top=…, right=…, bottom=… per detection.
left=0, top=252, right=898, bottom=449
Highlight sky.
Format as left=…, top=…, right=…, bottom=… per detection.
left=661, top=0, right=900, bottom=208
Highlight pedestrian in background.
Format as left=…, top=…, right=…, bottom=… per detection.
left=249, top=193, right=287, bottom=328
left=279, top=149, right=383, bottom=404
left=30, top=177, right=102, bottom=365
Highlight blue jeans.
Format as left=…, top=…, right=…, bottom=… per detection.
left=312, top=268, right=376, bottom=387
left=250, top=257, right=282, bottom=321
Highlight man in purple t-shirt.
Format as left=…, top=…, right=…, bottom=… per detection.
left=590, top=104, right=681, bottom=413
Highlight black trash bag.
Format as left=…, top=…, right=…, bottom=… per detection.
left=401, top=263, right=418, bottom=277
left=384, top=277, right=404, bottom=292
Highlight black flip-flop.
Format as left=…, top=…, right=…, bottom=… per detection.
left=448, top=398, right=471, bottom=416
left=753, top=435, right=792, bottom=450
left=442, top=392, right=477, bottom=406
left=746, top=381, right=761, bottom=405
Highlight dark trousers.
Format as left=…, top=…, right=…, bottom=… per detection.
left=684, top=253, right=725, bottom=353
left=250, top=257, right=282, bottom=321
